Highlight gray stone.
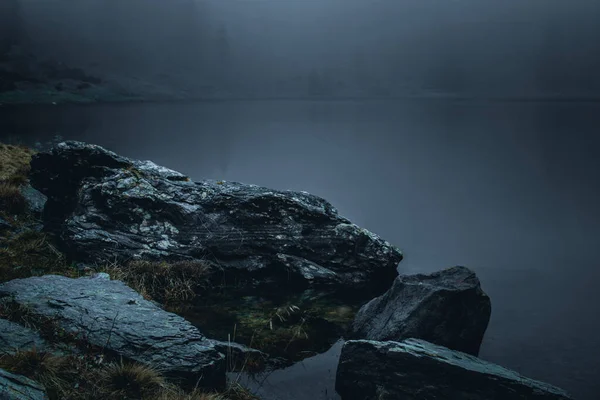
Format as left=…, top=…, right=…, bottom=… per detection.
left=335, top=339, right=574, bottom=400
left=0, top=318, right=49, bottom=354
left=0, top=274, right=226, bottom=390
left=19, top=185, right=46, bottom=217
left=351, top=266, right=491, bottom=355
left=29, top=141, right=402, bottom=297
left=0, top=368, right=48, bottom=400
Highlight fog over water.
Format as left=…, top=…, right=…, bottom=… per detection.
left=2, top=0, right=600, bottom=399
left=4, top=0, right=600, bottom=98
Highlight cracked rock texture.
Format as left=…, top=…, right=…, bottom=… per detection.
left=0, top=273, right=226, bottom=390
left=335, top=339, right=574, bottom=400
left=29, top=141, right=403, bottom=296
left=0, top=368, right=48, bottom=400
left=0, top=318, right=49, bottom=354
left=351, top=266, right=491, bottom=355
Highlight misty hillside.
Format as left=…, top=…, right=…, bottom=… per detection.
left=1, top=0, right=600, bottom=104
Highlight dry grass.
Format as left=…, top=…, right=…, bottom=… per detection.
left=0, top=349, right=92, bottom=399
left=0, top=143, right=35, bottom=217
left=154, top=383, right=259, bottom=400
left=223, top=383, right=260, bottom=400
left=0, top=348, right=69, bottom=383
left=101, top=260, right=213, bottom=305
left=0, top=348, right=259, bottom=400
left=0, top=143, right=34, bottom=182
left=0, top=230, right=76, bottom=283
left=155, top=391, right=227, bottom=400
left=100, top=359, right=165, bottom=399
left=0, top=181, right=27, bottom=214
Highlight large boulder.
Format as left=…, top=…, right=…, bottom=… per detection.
left=29, top=141, right=402, bottom=296
left=0, top=273, right=226, bottom=390
left=335, top=339, right=573, bottom=400
left=0, top=368, right=48, bottom=400
left=351, top=266, right=491, bottom=355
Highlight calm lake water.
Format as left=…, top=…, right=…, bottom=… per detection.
left=1, top=99, right=599, bottom=399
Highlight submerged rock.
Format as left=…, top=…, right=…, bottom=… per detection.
left=0, top=274, right=226, bottom=390
left=29, top=141, right=402, bottom=297
left=351, top=266, right=491, bottom=355
left=0, top=368, right=48, bottom=400
left=335, top=339, right=573, bottom=400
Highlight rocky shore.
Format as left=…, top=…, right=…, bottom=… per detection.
left=0, top=141, right=574, bottom=399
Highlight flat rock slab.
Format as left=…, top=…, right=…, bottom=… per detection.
left=29, top=141, right=402, bottom=296
left=335, top=339, right=573, bottom=400
left=351, top=266, right=491, bottom=355
left=0, top=274, right=226, bottom=390
left=0, top=368, right=48, bottom=400
left=0, top=318, right=49, bottom=354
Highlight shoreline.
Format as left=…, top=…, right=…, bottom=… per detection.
left=2, top=92, right=600, bottom=108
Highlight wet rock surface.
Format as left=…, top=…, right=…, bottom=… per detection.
left=29, top=141, right=402, bottom=297
left=351, top=266, right=491, bottom=355
left=0, top=273, right=226, bottom=390
left=335, top=339, right=574, bottom=400
left=0, top=368, right=48, bottom=400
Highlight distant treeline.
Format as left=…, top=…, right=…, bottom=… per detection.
left=3, top=0, right=600, bottom=99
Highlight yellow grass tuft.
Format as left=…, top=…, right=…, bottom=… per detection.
left=100, top=359, right=166, bottom=399
left=0, top=143, right=36, bottom=216
left=0, top=230, right=75, bottom=284
left=0, top=143, right=34, bottom=183
left=100, top=259, right=212, bottom=305
left=0, top=348, right=68, bottom=381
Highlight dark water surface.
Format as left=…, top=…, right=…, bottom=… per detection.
left=2, top=100, right=599, bottom=399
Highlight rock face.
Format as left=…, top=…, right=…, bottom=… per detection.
left=0, top=368, right=48, bottom=400
left=351, top=266, right=491, bottom=355
left=0, top=318, right=49, bottom=354
left=29, top=141, right=402, bottom=296
left=335, top=339, right=574, bottom=400
left=0, top=273, right=226, bottom=390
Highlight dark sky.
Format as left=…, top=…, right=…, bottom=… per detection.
left=9, top=0, right=600, bottom=97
